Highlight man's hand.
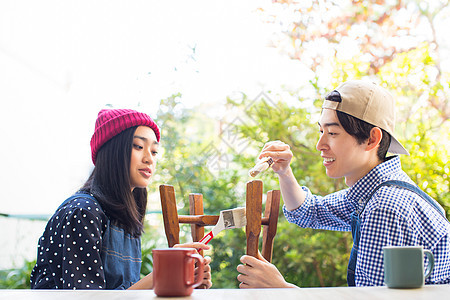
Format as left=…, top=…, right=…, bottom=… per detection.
left=237, top=252, right=297, bottom=289
left=259, top=141, right=293, bottom=176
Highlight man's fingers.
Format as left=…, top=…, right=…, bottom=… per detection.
left=259, top=141, right=290, bottom=158
left=240, top=254, right=266, bottom=267
left=237, top=255, right=265, bottom=287
left=236, top=264, right=249, bottom=275
left=237, top=273, right=257, bottom=289
left=240, top=255, right=256, bottom=266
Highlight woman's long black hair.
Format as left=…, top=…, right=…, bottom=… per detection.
left=81, top=126, right=147, bottom=237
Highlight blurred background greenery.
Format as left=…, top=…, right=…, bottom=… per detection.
left=1, top=0, right=449, bottom=289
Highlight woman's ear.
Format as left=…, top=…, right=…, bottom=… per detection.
left=366, top=127, right=383, bottom=152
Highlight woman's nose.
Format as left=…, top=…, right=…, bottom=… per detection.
left=143, top=149, right=154, bottom=164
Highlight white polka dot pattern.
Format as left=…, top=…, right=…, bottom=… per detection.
left=31, top=194, right=108, bottom=289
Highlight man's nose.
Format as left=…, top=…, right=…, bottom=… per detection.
left=316, top=134, right=327, bottom=152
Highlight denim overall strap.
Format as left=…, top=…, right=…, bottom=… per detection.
left=346, top=212, right=361, bottom=286
left=381, top=180, right=447, bottom=218
left=101, top=220, right=142, bottom=289
left=346, top=180, right=447, bottom=286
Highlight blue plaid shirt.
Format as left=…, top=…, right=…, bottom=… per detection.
left=283, top=156, right=450, bottom=286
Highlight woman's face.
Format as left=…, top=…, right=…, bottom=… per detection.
left=316, top=108, right=373, bottom=187
left=129, top=126, right=159, bottom=190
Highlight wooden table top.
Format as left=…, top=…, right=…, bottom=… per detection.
left=1, top=285, right=450, bottom=300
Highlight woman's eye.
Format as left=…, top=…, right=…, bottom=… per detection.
left=152, top=151, right=158, bottom=156
left=133, top=144, right=143, bottom=150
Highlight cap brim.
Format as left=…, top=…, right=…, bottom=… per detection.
left=388, top=136, right=409, bottom=155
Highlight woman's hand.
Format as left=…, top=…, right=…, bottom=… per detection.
left=259, top=141, right=293, bottom=176
left=173, top=242, right=210, bottom=252
left=195, top=255, right=212, bottom=289
left=173, top=242, right=212, bottom=289
left=237, top=252, right=297, bottom=289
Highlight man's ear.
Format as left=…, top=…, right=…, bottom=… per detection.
left=366, top=127, right=383, bottom=152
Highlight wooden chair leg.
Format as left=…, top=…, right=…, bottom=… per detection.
left=245, top=180, right=263, bottom=258
left=262, top=190, right=281, bottom=263
left=159, top=185, right=180, bottom=247
left=189, top=193, right=205, bottom=242
left=189, top=193, right=205, bottom=256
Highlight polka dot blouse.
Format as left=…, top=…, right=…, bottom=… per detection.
left=31, top=193, right=108, bottom=289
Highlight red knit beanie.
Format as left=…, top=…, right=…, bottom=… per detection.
left=90, top=108, right=160, bottom=165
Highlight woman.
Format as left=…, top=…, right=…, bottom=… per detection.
left=30, top=108, right=212, bottom=289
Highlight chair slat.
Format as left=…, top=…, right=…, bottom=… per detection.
left=177, top=215, right=219, bottom=225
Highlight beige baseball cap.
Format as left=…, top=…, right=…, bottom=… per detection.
left=322, top=80, right=409, bottom=155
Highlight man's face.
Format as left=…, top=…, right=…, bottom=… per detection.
left=316, top=108, right=373, bottom=187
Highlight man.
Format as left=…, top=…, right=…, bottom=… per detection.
left=237, top=80, right=450, bottom=287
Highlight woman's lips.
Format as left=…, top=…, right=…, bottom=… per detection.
left=139, top=169, right=152, bottom=178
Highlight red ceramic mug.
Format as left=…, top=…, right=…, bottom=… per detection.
left=152, top=248, right=205, bottom=297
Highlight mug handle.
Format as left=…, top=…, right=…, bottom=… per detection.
left=185, top=253, right=205, bottom=288
left=424, top=250, right=434, bottom=279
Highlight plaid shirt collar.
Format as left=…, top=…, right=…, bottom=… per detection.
left=346, top=156, right=402, bottom=212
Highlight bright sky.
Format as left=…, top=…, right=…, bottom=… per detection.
left=0, top=0, right=309, bottom=215
left=2, top=0, right=448, bottom=216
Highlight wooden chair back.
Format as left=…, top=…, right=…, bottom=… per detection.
left=159, top=180, right=280, bottom=262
